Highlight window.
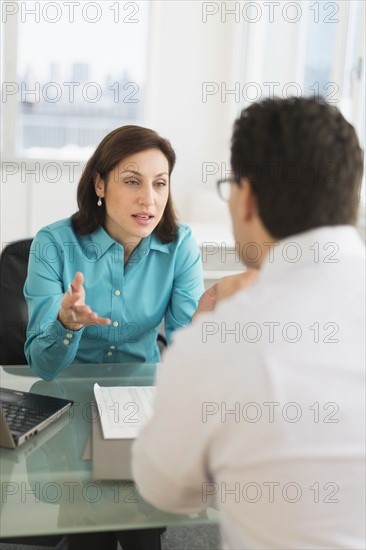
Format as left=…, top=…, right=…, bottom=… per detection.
left=240, top=0, right=365, bottom=202
left=1, top=1, right=150, bottom=159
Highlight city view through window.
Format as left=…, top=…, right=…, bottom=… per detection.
left=16, top=1, right=149, bottom=159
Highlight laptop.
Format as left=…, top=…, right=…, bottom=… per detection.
left=0, top=387, right=73, bottom=449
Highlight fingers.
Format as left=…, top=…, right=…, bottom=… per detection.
left=216, top=269, right=259, bottom=303
left=73, top=305, right=111, bottom=326
left=61, top=288, right=80, bottom=311
left=58, top=272, right=111, bottom=329
left=192, top=284, right=219, bottom=321
left=206, top=283, right=218, bottom=297
left=61, top=272, right=85, bottom=311
left=71, top=271, right=84, bottom=293
left=58, top=304, right=111, bottom=330
left=200, top=286, right=218, bottom=307
left=62, top=302, right=111, bottom=326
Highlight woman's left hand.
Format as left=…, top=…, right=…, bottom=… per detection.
left=216, top=269, right=259, bottom=303
left=192, top=284, right=218, bottom=321
left=192, top=269, right=259, bottom=321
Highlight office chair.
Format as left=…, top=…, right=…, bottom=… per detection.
left=0, top=239, right=32, bottom=365
left=0, top=239, right=168, bottom=365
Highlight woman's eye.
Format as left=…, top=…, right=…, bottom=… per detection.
left=125, top=179, right=140, bottom=185
left=155, top=181, right=167, bottom=187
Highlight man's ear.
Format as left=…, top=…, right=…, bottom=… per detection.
left=94, top=173, right=105, bottom=197
left=240, top=178, right=256, bottom=222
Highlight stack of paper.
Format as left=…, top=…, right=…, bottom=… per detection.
left=93, top=383, right=155, bottom=439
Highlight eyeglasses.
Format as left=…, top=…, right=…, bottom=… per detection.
left=216, top=177, right=238, bottom=202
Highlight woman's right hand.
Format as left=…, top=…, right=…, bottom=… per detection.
left=58, top=272, right=111, bottom=330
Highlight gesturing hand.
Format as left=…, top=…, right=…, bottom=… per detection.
left=58, top=272, right=111, bottom=331
left=192, top=269, right=259, bottom=322
left=216, top=269, right=259, bottom=303
left=192, top=283, right=219, bottom=322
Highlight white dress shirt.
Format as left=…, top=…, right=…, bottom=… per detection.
left=133, top=226, right=365, bottom=550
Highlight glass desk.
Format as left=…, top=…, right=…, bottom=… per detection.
left=0, top=364, right=217, bottom=538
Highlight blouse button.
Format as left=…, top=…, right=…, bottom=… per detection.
left=114, top=290, right=121, bottom=296
left=107, top=351, right=113, bottom=357
left=110, top=345, right=116, bottom=350
left=112, top=321, right=119, bottom=327
left=63, top=339, right=70, bottom=346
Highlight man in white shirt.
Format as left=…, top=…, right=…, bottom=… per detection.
left=132, top=98, right=365, bottom=549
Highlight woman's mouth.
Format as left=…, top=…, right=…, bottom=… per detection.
left=132, top=213, right=155, bottom=225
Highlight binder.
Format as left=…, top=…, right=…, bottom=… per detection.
left=91, top=410, right=134, bottom=480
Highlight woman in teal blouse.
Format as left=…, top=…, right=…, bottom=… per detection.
left=24, top=125, right=205, bottom=381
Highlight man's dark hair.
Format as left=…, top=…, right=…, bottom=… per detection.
left=231, top=97, right=364, bottom=238
left=72, top=125, right=178, bottom=243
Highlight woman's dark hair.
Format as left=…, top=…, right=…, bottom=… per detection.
left=231, top=97, right=364, bottom=239
left=72, top=125, right=178, bottom=243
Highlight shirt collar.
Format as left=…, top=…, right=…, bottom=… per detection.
left=89, top=225, right=116, bottom=259
left=259, top=225, right=365, bottom=282
left=148, top=231, right=171, bottom=254
left=89, top=225, right=171, bottom=259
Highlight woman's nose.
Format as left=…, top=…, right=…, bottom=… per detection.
left=138, top=185, right=154, bottom=205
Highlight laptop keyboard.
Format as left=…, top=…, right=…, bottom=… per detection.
left=2, top=402, right=51, bottom=433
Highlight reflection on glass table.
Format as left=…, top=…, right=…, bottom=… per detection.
left=0, top=364, right=218, bottom=538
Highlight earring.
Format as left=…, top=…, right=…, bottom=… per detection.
left=97, top=197, right=102, bottom=207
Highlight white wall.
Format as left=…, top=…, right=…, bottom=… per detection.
left=1, top=161, right=80, bottom=247
left=143, top=1, right=241, bottom=221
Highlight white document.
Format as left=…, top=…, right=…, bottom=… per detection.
left=94, top=383, right=155, bottom=439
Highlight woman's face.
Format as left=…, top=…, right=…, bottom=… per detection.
left=95, top=148, right=170, bottom=247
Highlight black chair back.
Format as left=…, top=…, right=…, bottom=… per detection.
left=0, top=239, right=32, bottom=365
